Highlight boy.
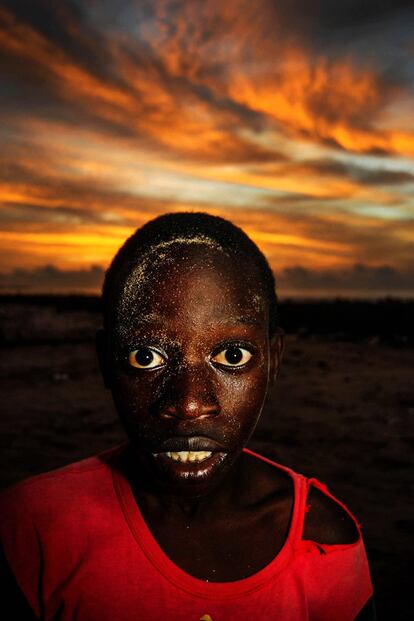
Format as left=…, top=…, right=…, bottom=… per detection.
left=0, top=213, right=374, bottom=619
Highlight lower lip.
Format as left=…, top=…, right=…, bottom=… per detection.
left=152, top=452, right=228, bottom=484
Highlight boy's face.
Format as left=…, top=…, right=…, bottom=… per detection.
left=102, top=244, right=282, bottom=498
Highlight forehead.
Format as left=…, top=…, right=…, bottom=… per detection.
left=113, top=242, right=267, bottom=332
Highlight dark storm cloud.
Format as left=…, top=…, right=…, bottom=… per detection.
left=355, top=169, right=414, bottom=186
left=0, top=0, right=115, bottom=83
left=0, top=264, right=105, bottom=292
left=1, top=261, right=412, bottom=296
left=279, top=263, right=414, bottom=293
left=272, top=0, right=414, bottom=81
left=0, top=202, right=120, bottom=228
left=275, top=0, right=414, bottom=34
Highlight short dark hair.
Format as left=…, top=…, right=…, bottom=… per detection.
left=102, top=212, right=278, bottom=336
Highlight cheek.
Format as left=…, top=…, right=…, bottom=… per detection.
left=111, top=374, right=161, bottom=419
left=216, top=366, right=269, bottom=432
left=110, top=376, right=166, bottom=447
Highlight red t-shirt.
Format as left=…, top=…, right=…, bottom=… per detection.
left=0, top=444, right=373, bottom=620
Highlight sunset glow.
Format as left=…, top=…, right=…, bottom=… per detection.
left=0, top=1, right=413, bottom=297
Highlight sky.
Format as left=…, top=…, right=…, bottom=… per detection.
left=0, top=0, right=413, bottom=298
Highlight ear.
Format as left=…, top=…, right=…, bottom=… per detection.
left=96, top=328, right=112, bottom=389
left=269, top=328, right=284, bottom=385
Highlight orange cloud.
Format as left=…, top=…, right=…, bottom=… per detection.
left=0, top=2, right=413, bottom=296
left=3, top=4, right=413, bottom=163
left=0, top=8, right=280, bottom=165
left=226, top=48, right=414, bottom=157
left=140, top=2, right=414, bottom=157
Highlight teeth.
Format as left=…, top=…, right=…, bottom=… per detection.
left=165, top=450, right=213, bottom=463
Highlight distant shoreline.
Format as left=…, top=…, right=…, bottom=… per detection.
left=1, top=292, right=414, bottom=303
left=1, top=294, right=413, bottom=345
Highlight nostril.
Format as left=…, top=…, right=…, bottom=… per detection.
left=201, top=404, right=221, bottom=417
left=160, top=400, right=220, bottom=420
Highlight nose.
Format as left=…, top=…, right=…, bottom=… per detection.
left=158, top=363, right=221, bottom=421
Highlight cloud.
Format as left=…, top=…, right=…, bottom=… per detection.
left=1, top=1, right=414, bottom=161
left=0, top=264, right=105, bottom=293
left=1, top=261, right=413, bottom=298
left=277, top=159, right=414, bottom=186
left=0, top=1, right=413, bottom=296
left=0, top=4, right=283, bottom=164
left=279, top=263, right=414, bottom=295
left=274, top=0, right=414, bottom=42
left=353, top=168, right=414, bottom=186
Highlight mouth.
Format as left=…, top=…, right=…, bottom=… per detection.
left=155, top=450, right=215, bottom=463
left=157, top=435, right=226, bottom=453
left=152, top=436, right=227, bottom=484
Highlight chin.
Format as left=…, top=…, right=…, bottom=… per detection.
left=125, top=439, right=242, bottom=497
left=149, top=450, right=236, bottom=497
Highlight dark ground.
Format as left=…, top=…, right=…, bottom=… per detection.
left=0, top=296, right=413, bottom=620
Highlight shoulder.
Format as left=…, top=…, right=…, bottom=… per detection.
left=0, top=444, right=125, bottom=523
left=242, top=449, right=361, bottom=546
left=0, top=445, right=127, bottom=615
left=303, top=478, right=360, bottom=545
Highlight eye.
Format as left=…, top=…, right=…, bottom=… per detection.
left=127, top=347, right=167, bottom=370
left=211, top=346, right=253, bottom=368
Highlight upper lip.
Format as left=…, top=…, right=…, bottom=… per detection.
left=157, top=436, right=227, bottom=453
